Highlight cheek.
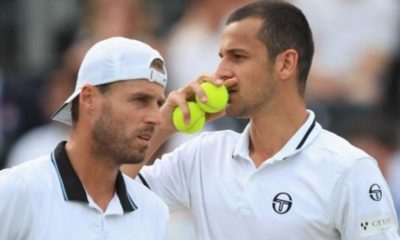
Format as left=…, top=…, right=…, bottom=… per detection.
left=239, top=60, right=264, bottom=78
left=238, top=69, right=263, bottom=91
left=122, top=112, right=147, bottom=133
left=117, top=114, right=140, bottom=131
left=113, top=104, right=140, bottom=122
left=102, top=107, right=133, bottom=130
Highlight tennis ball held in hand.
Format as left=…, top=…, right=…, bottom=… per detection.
left=173, top=102, right=205, bottom=134
left=195, top=82, right=228, bottom=113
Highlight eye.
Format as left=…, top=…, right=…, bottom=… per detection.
left=157, top=99, right=165, bottom=108
left=129, top=95, right=165, bottom=109
left=131, top=96, right=150, bottom=106
left=233, top=53, right=245, bottom=61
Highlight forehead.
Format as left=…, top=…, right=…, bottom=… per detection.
left=110, top=79, right=165, bottom=97
left=221, top=18, right=265, bottom=52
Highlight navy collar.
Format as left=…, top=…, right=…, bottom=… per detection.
left=51, top=141, right=137, bottom=213
left=232, top=110, right=321, bottom=162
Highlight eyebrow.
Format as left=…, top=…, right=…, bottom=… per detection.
left=219, top=48, right=248, bottom=57
left=129, top=92, right=165, bottom=102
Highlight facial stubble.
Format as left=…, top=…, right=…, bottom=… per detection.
left=91, top=101, right=147, bottom=166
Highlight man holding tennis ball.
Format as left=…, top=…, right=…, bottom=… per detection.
left=128, top=1, right=399, bottom=239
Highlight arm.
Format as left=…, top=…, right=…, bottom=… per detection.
left=333, top=157, right=399, bottom=240
left=139, top=138, right=201, bottom=211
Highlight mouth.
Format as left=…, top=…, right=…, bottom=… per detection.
left=138, top=134, right=151, bottom=141
left=227, top=85, right=237, bottom=94
left=228, top=89, right=236, bottom=94
left=227, top=88, right=237, bottom=102
left=137, top=128, right=155, bottom=143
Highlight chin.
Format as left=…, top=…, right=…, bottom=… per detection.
left=226, top=107, right=249, bottom=119
left=118, top=150, right=146, bottom=165
left=225, top=106, right=240, bottom=117
left=123, top=160, right=144, bottom=165
left=121, top=157, right=144, bottom=165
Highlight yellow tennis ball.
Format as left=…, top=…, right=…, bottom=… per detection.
left=172, top=102, right=205, bottom=134
left=196, top=82, right=228, bottom=113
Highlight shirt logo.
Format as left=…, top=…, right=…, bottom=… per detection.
left=272, top=192, right=292, bottom=214
left=369, top=184, right=382, bottom=201
left=360, top=221, right=369, bottom=230
left=360, top=215, right=396, bottom=237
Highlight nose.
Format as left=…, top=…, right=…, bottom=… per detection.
left=144, top=106, right=163, bottom=126
left=215, top=61, right=236, bottom=87
left=215, top=61, right=234, bottom=80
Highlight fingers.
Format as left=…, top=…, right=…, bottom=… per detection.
left=163, top=74, right=228, bottom=129
left=189, top=74, right=226, bottom=104
left=169, top=91, right=191, bottom=123
left=173, top=74, right=212, bottom=107
left=222, top=77, right=236, bottom=88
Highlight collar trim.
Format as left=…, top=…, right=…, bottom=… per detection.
left=52, top=142, right=136, bottom=213
left=233, top=110, right=320, bottom=161
left=295, top=119, right=316, bottom=150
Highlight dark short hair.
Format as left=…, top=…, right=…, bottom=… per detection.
left=71, top=96, right=79, bottom=124
left=227, top=1, right=314, bottom=95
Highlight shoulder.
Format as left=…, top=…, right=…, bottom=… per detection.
left=299, top=128, right=380, bottom=190
left=6, top=127, right=64, bottom=167
left=123, top=174, right=168, bottom=213
left=1, top=156, right=54, bottom=195
left=0, top=167, right=29, bottom=196
left=309, top=129, right=372, bottom=167
left=3, top=156, right=52, bottom=179
left=0, top=157, right=53, bottom=209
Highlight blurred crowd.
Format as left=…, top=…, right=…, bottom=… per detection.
left=0, top=0, right=400, bottom=238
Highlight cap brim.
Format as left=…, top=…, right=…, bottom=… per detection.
left=51, top=90, right=80, bottom=126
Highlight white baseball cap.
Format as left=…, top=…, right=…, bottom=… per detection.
left=52, top=37, right=167, bottom=126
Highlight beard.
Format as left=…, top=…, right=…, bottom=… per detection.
left=227, top=80, right=276, bottom=118
left=91, top=102, right=153, bottom=166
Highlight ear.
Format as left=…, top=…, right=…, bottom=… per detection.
left=275, top=49, right=298, bottom=80
left=79, top=84, right=97, bottom=115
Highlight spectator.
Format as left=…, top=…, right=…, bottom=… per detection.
left=5, top=39, right=91, bottom=167
left=291, top=0, right=400, bottom=106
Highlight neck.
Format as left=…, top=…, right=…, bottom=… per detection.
left=65, top=134, right=119, bottom=212
left=249, top=99, right=308, bottom=168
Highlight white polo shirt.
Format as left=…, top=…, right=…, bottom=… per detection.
left=139, top=111, right=399, bottom=240
left=0, top=142, right=169, bottom=240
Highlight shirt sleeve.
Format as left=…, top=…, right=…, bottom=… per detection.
left=332, top=157, right=400, bottom=239
left=138, top=137, right=200, bottom=211
left=0, top=168, right=33, bottom=239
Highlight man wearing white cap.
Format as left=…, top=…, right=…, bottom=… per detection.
left=0, top=37, right=169, bottom=239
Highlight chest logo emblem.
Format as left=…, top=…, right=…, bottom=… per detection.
left=272, top=192, right=292, bottom=214
left=369, top=184, right=382, bottom=201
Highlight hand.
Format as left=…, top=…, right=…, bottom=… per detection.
left=159, top=74, right=226, bottom=132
